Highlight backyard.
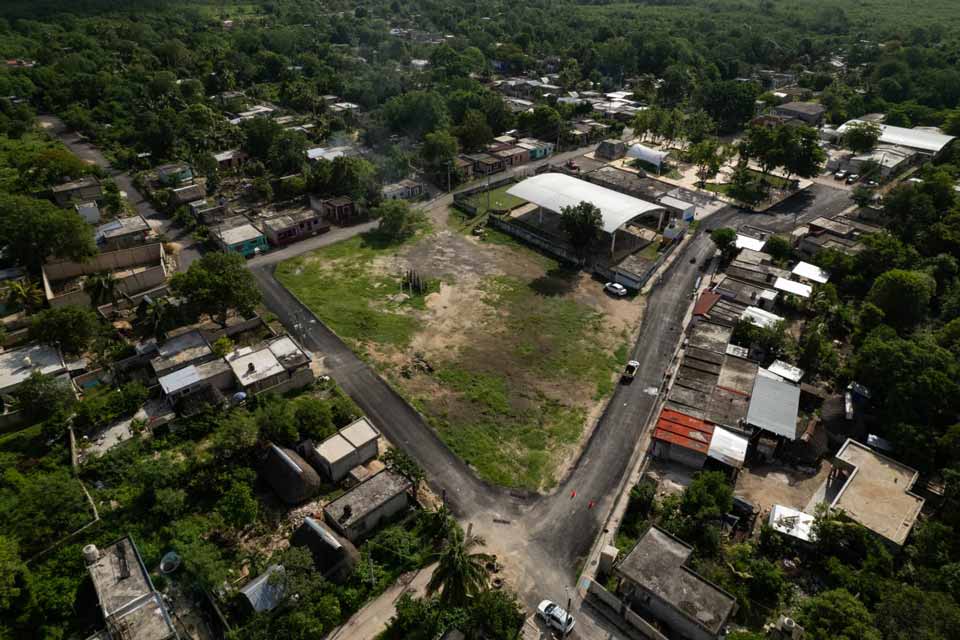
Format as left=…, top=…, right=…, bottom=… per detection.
left=278, top=208, right=642, bottom=491
left=461, top=184, right=527, bottom=215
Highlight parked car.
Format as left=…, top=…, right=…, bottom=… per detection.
left=865, top=179, right=879, bottom=188
left=537, top=600, right=576, bottom=636
left=622, top=360, right=640, bottom=382
left=833, top=170, right=848, bottom=181
left=846, top=173, right=860, bottom=184
left=604, top=282, right=628, bottom=297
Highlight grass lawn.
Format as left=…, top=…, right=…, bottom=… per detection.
left=275, top=231, right=434, bottom=348
left=462, top=184, right=526, bottom=215
left=637, top=242, right=662, bottom=261
left=421, top=275, right=626, bottom=490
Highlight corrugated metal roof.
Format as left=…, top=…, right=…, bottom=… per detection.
left=653, top=408, right=715, bottom=455
left=240, top=565, right=285, bottom=612
left=506, top=174, right=664, bottom=234
left=838, top=120, right=955, bottom=154
left=707, top=426, right=748, bottom=468
left=693, top=290, right=722, bottom=316
left=654, top=428, right=710, bottom=455
left=746, top=375, right=801, bottom=440
left=158, top=365, right=200, bottom=394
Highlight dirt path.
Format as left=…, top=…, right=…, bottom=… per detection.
left=326, top=565, right=435, bottom=640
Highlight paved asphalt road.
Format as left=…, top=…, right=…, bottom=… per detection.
left=38, top=115, right=202, bottom=271
left=252, top=176, right=852, bottom=621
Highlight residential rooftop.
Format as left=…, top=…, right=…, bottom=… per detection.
left=324, top=469, right=411, bottom=530
left=0, top=343, right=66, bottom=392
left=151, top=330, right=211, bottom=376
left=829, top=439, right=924, bottom=545
left=746, top=375, right=801, bottom=440
left=87, top=536, right=178, bottom=640
left=616, top=526, right=737, bottom=635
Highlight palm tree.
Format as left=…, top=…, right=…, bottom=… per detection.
left=426, top=524, right=494, bottom=605
left=85, top=272, right=117, bottom=307
left=6, top=279, right=43, bottom=312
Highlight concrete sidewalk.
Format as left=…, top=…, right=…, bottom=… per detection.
left=326, top=565, right=435, bottom=640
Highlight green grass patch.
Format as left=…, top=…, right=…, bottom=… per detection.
left=462, top=184, right=526, bottom=215
left=276, top=232, right=427, bottom=347
left=425, top=276, right=623, bottom=490
left=637, top=242, right=662, bottom=261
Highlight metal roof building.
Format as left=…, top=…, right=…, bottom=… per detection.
left=838, top=120, right=955, bottom=155
left=746, top=375, right=801, bottom=440
left=507, top=173, right=665, bottom=235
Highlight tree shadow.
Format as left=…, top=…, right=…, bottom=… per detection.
left=528, top=266, right=580, bottom=297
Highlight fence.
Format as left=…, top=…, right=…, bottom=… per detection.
left=487, top=216, right=580, bottom=264
left=452, top=175, right=520, bottom=215
left=585, top=579, right=670, bottom=640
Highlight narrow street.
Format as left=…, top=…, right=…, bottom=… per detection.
left=37, top=115, right=202, bottom=271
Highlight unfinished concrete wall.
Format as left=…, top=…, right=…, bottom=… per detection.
left=586, top=580, right=670, bottom=640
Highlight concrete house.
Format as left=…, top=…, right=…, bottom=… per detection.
left=772, top=102, right=826, bottom=126
left=156, top=163, right=194, bottom=187
left=157, top=359, right=234, bottom=407
left=213, top=222, right=268, bottom=258
left=226, top=336, right=314, bottom=395
left=170, top=183, right=206, bottom=207
left=85, top=536, right=179, bottom=640
left=95, top=216, right=152, bottom=251
left=323, top=469, right=412, bottom=542
left=465, top=153, right=504, bottom=176
left=0, top=343, right=68, bottom=397
left=302, top=417, right=380, bottom=482
left=213, top=149, right=248, bottom=171
left=493, top=146, right=529, bottom=168
left=816, top=439, right=925, bottom=546
left=263, top=209, right=330, bottom=246
left=595, top=139, right=627, bottom=161
left=52, top=176, right=102, bottom=207
left=382, top=179, right=425, bottom=201
left=615, top=526, right=738, bottom=640
left=311, top=196, right=360, bottom=226
left=149, top=330, right=214, bottom=379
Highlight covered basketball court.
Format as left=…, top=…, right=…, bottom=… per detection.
left=507, top=173, right=666, bottom=254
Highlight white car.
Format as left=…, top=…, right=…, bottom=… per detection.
left=604, top=282, right=628, bottom=297
left=622, top=360, right=640, bottom=382
left=537, top=600, right=576, bottom=635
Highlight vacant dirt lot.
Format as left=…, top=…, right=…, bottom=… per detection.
left=279, top=209, right=645, bottom=491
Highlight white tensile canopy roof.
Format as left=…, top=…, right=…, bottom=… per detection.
left=507, top=173, right=664, bottom=234
left=626, top=143, right=670, bottom=170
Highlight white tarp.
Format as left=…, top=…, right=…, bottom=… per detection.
left=506, top=173, right=664, bottom=234
left=707, top=426, right=748, bottom=468
left=768, top=360, right=804, bottom=383
left=626, top=143, right=670, bottom=170
left=774, top=277, right=812, bottom=298
left=792, top=261, right=830, bottom=284
left=768, top=505, right=815, bottom=542
left=741, top=306, right=783, bottom=329
left=735, top=234, right=766, bottom=251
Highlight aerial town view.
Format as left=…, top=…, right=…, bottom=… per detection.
left=3, top=0, right=960, bottom=639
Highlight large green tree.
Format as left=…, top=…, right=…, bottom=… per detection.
left=29, top=305, right=99, bottom=354
left=170, top=252, right=261, bottom=327
left=867, top=269, right=936, bottom=330
left=799, top=589, right=881, bottom=640
left=560, top=201, right=603, bottom=260
left=0, top=194, right=96, bottom=271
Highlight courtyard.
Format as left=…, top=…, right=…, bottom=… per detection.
left=277, top=204, right=644, bottom=491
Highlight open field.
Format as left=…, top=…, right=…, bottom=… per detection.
left=278, top=213, right=641, bottom=491
left=462, top=184, right=527, bottom=215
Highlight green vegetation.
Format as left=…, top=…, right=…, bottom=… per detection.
left=425, top=275, right=621, bottom=490
left=462, top=184, right=526, bottom=216
left=276, top=231, right=430, bottom=348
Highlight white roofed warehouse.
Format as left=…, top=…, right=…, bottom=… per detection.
left=506, top=173, right=667, bottom=260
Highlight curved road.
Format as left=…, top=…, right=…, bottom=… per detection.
left=252, top=182, right=851, bottom=622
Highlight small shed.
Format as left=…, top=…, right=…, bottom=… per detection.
left=290, top=517, right=359, bottom=583
left=306, top=417, right=380, bottom=482
left=240, top=565, right=285, bottom=613
left=596, top=139, right=627, bottom=160
left=323, top=469, right=412, bottom=542
left=261, top=444, right=323, bottom=505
